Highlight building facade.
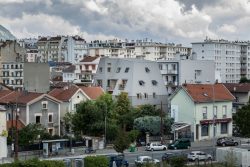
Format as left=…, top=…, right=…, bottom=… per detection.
left=0, top=108, right=7, bottom=161
left=192, top=39, right=250, bottom=83
left=94, top=57, right=168, bottom=111
left=88, top=39, right=191, bottom=61
left=158, top=56, right=215, bottom=95
left=170, top=84, right=234, bottom=141
left=1, top=62, right=50, bottom=93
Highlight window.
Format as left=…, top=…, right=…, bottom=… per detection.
left=222, top=106, right=227, bottom=118
left=153, top=92, right=156, bottom=98
left=202, top=107, right=207, bottom=119
left=213, top=106, right=217, bottom=118
left=152, top=80, right=158, bottom=86
left=136, top=93, right=142, bottom=99
left=107, top=67, right=111, bottom=72
left=42, top=101, right=48, bottom=109
left=48, top=128, right=53, bottom=135
left=97, top=80, right=102, bottom=87
left=144, top=93, right=148, bottom=99
left=221, top=123, right=228, bottom=134
left=145, top=67, right=150, bottom=73
left=48, top=114, right=53, bottom=123
left=138, top=80, right=145, bottom=86
left=201, top=125, right=209, bottom=136
left=116, top=67, right=121, bottom=73
left=74, top=104, right=79, bottom=109
left=99, top=67, right=103, bottom=72
left=36, top=115, right=41, bottom=124
left=125, top=67, right=129, bottom=73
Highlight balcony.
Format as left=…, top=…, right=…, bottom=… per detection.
left=160, top=69, right=178, bottom=75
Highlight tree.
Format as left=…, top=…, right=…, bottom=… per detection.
left=136, top=104, right=161, bottom=117
left=115, top=92, right=134, bottom=131
left=72, top=100, right=103, bottom=136
left=134, top=116, right=173, bottom=135
left=113, top=131, right=130, bottom=153
left=128, top=130, right=140, bottom=143
left=18, top=123, right=49, bottom=146
left=234, top=104, right=250, bottom=137
left=96, top=93, right=115, bottom=119
left=239, top=76, right=250, bottom=83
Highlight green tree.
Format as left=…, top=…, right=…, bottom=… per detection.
left=18, top=123, right=49, bottom=146
left=72, top=100, right=103, bottom=136
left=136, top=104, right=161, bottom=117
left=63, top=112, right=74, bottom=134
left=113, top=131, right=130, bottom=153
left=234, top=104, right=250, bottom=137
left=239, top=76, right=250, bottom=83
left=96, top=93, right=115, bottom=119
left=128, top=130, right=140, bottom=143
left=134, top=116, right=173, bottom=135
left=84, top=156, right=109, bottom=167
left=115, top=92, right=135, bottom=130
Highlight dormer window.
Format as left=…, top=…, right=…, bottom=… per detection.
left=116, top=67, right=121, bottom=73
left=125, top=67, right=129, bottom=73
left=145, top=67, right=150, bottom=73
left=139, top=80, right=145, bottom=86
left=152, top=80, right=158, bottom=86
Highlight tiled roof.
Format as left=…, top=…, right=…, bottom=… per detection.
left=6, top=120, right=25, bottom=130
left=183, top=84, right=234, bottom=103
left=51, top=82, right=70, bottom=88
left=0, top=90, right=13, bottom=98
left=48, top=85, right=79, bottom=102
left=52, top=76, right=63, bottom=82
left=79, top=86, right=104, bottom=100
left=223, top=83, right=250, bottom=93
left=80, top=56, right=99, bottom=62
left=0, top=91, right=43, bottom=104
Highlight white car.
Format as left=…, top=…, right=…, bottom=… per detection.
left=187, top=151, right=213, bottom=161
left=145, top=142, right=167, bottom=151
left=135, top=156, right=160, bottom=166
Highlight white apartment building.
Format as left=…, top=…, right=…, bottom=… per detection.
left=191, top=39, right=250, bottom=83
left=37, top=35, right=88, bottom=63
left=88, top=39, right=191, bottom=61
left=158, top=55, right=215, bottom=95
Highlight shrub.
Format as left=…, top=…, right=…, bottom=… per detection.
left=84, top=156, right=109, bottom=167
left=0, top=158, right=65, bottom=167
left=169, top=156, right=187, bottom=167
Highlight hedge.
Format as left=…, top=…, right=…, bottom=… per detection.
left=84, top=156, right=109, bottom=167
left=0, top=158, right=65, bottom=167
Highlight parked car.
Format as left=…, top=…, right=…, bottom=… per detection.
left=145, top=142, right=167, bottom=151
left=187, top=151, right=212, bottom=162
left=168, top=138, right=191, bottom=150
left=107, top=154, right=129, bottom=167
left=162, top=152, right=187, bottom=162
left=135, top=156, right=160, bottom=166
left=217, top=137, right=239, bottom=146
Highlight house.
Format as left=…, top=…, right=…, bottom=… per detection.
left=170, top=84, right=234, bottom=141
left=223, top=83, right=250, bottom=112
left=0, top=90, right=62, bottom=136
left=94, top=57, right=168, bottom=111
left=0, top=105, right=7, bottom=161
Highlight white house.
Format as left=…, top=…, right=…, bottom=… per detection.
left=0, top=107, right=7, bottom=161
left=170, top=84, right=234, bottom=141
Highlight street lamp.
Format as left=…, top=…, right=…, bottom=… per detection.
left=14, top=107, right=20, bottom=161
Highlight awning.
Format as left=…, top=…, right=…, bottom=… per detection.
left=171, top=122, right=190, bottom=132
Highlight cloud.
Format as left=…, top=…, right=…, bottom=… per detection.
left=0, top=0, right=250, bottom=45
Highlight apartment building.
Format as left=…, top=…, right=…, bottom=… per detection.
left=158, top=55, right=215, bottom=95
left=192, top=39, right=250, bottom=83
left=94, top=57, right=168, bottom=111
left=37, top=36, right=88, bottom=63
left=88, top=39, right=191, bottom=61
left=1, top=62, right=50, bottom=93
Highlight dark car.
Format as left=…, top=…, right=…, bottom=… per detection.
left=107, top=154, right=129, bottom=167
left=162, top=152, right=186, bottom=162
left=217, top=137, right=238, bottom=146
left=168, top=138, right=191, bottom=150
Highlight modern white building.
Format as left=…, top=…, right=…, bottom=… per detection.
left=170, top=84, right=234, bottom=141
left=158, top=55, right=215, bottom=95
left=88, top=39, right=191, bottom=61
left=192, top=38, right=250, bottom=83
left=94, top=57, right=168, bottom=111
left=37, top=36, right=88, bottom=63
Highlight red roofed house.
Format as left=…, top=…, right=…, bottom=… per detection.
left=170, top=84, right=234, bottom=141
left=0, top=90, right=62, bottom=136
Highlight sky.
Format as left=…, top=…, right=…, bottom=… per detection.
left=0, top=0, right=250, bottom=46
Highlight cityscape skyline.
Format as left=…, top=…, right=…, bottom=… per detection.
left=1, top=0, right=250, bottom=46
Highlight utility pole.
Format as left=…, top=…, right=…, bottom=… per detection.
left=104, top=104, right=107, bottom=148
left=160, top=101, right=163, bottom=144
left=15, top=107, right=19, bottom=161
left=212, top=83, right=216, bottom=159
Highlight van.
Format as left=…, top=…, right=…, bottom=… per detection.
left=168, top=138, right=191, bottom=150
